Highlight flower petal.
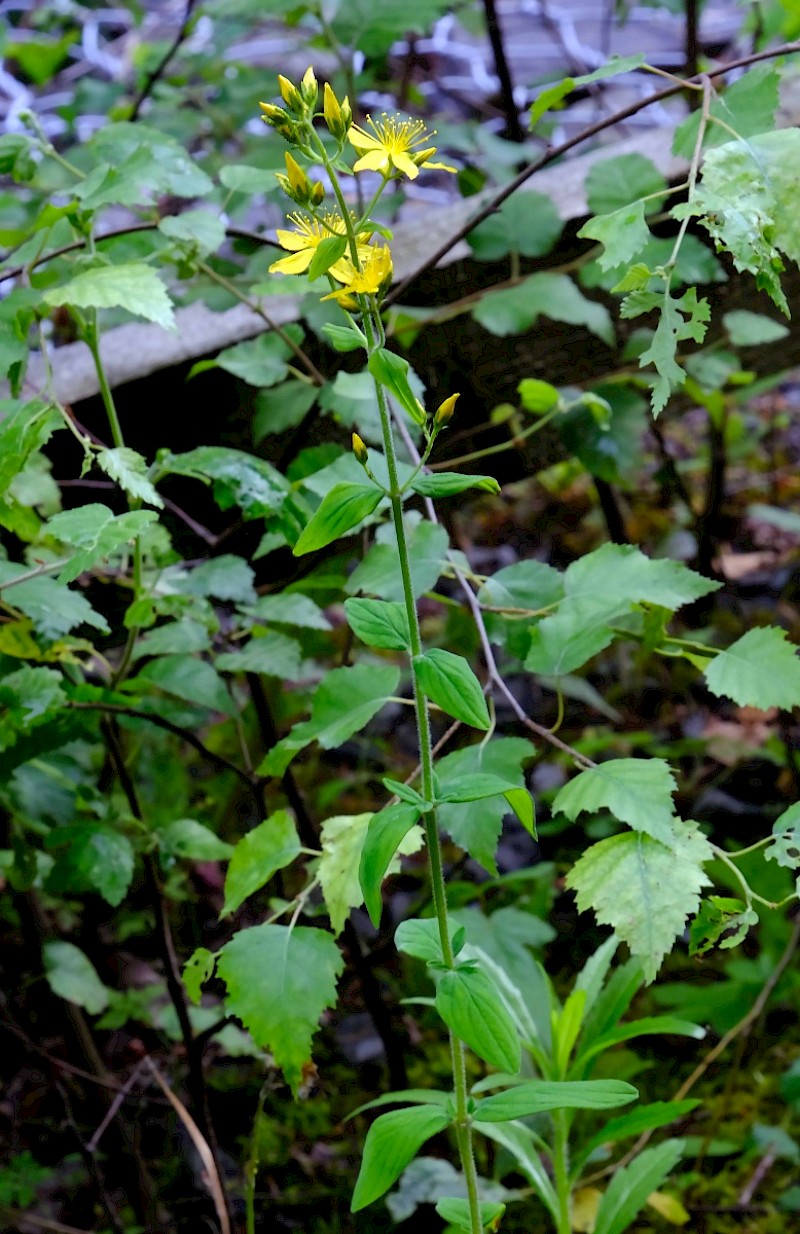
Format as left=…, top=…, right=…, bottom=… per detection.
left=392, top=152, right=419, bottom=180
left=269, top=250, right=312, bottom=275
left=353, top=150, right=391, bottom=174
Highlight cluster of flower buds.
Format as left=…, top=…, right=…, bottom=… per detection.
left=323, top=82, right=353, bottom=142
left=275, top=152, right=325, bottom=207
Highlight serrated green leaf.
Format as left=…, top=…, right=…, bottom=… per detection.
left=553, top=758, right=678, bottom=844
left=473, top=272, right=613, bottom=345
left=136, top=655, right=235, bottom=715
left=222, top=811, right=300, bottom=916
left=43, top=941, right=108, bottom=1015
left=359, top=803, right=421, bottom=926
left=252, top=593, right=331, bottom=630
left=88, top=123, right=213, bottom=200
left=624, top=285, right=711, bottom=415
left=293, top=482, right=383, bottom=555
left=474, top=1079, right=637, bottom=1123
left=0, top=401, right=62, bottom=498
left=183, top=947, right=216, bottom=1004
left=437, top=738, right=535, bottom=875
left=344, top=597, right=410, bottom=650
left=414, top=649, right=490, bottom=730
left=688, top=896, right=756, bottom=956
left=723, top=310, right=789, bottom=347
left=672, top=65, right=780, bottom=160
left=160, top=446, right=289, bottom=519
left=593, top=1140, right=685, bottom=1234
left=259, top=663, right=400, bottom=778
left=478, top=560, right=564, bottom=661
left=45, top=824, right=134, bottom=907
left=566, top=825, right=713, bottom=983
left=0, top=564, right=108, bottom=640
left=584, top=153, right=667, bottom=216
left=44, top=503, right=158, bottom=585
left=367, top=348, right=426, bottom=426
left=43, top=263, right=175, bottom=331
left=216, top=631, right=303, bottom=680
left=467, top=192, right=563, bottom=261
left=96, top=446, right=163, bottom=508
left=207, top=329, right=302, bottom=387
left=351, top=1105, right=452, bottom=1212
left=216, top=923, right=344, bottom=1093
left=320, top=811, right=421, bottom=936
left=159, top=209, right=226, bottom=255
left=704, top=626, right=800, bottom=710
left=157, top=819, right=233, bottom=862
left=411, top=472, right=500, bottom=498
left=579, top=200, right=651, bottom=272
left=436, top=966, right=521, bottom=1073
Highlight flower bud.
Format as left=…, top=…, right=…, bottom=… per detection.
left=310, top=180, right=326, bottom=206
left=276, top=152, right=317, bottom=205
left=278, top=74, right=303, bottom=112
left=434, top=392, right=460, bottom=426
left=323, top=82, right=347, bottom=140
left=259, top=100, right=289, bottom=124
left=301, top=66, right=319, bottom=108
left=352, top=433, right=369, bottom=465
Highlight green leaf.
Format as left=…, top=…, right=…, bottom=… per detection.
left=176, top=555, right=256, bottom=604
left=518, top=379, right=560, bottom=414
left=436, top=738, right=535, bottom=875
left=254, top=380, right=318, bottom=440
left=0, top=564, right=108, bottom=641
left=473, top=273, right=613, bottom=345
left=435, top=966, right=521, bottom=1073
left=479, top=1122, right=559, bottom=1221
left=320, top=811, right=421, bottom=936
left=359, top=803, right=421, bottom=926
left=672, top=65, right=780, bottom=159
left=414, top=649, right=490, bottom=730
left=723, top=310, right=789, bottom=347
left=307, top=235, right=349, bottom=280
left=44, top=504, right=158, bottom=585
left=183, top=947, right=216, bottom=1004
left=573, top=1017, right=705, bottom=1070
left=704, top=627, right=800, bottom=710
left=43, top=941, right=108, bottom=1015
left=43, top=263, right=175, bottom=331
left=367, top=348, right=426, bottom=426
left=410, top=472, right=500, bottom=498
left=87, top=123, right=213, bottom=200
left=219, top=163, right=276, bottom=193
left=46, top=824, right=135, bottom=907
left=688, top=897, right=757, bottom=955
left=293, top=482, right=383, bottom=555
left=580, top=1101, right=699, bottom=1162
left=467, top=192, right=563, bottom=261
left=0, top=400, right=62, bottom=500
left=159, top=209, right=226, bottom=256
left=593, top=1140, right=685, bottom=1234
left=321, top=322, right=368, bottom=353
left=585, top=153, right=667, bottom=215
left=259, top=663, right=400, bottom=778
left=622, top=285, right=711, bottom=415
left=578, top=200, right=651, bottom=271
left=474, top=1079, right=637, bottom=1123
left=216, top=631, right=303, bottom=680
left=349, top=1090, right=452, bottom=1120
left=553, top=758, right=678, bottom=845
left=766, top=802, right=800, bottom=869
left=216, top=923, right=344, bottom=1094
left=162, top=446, right=289, bottom=519
left=566, top=825, right=713, bottom=983
left=347, top=519, right=448, bottom=602
left=395, top=917, right=460, bottom=965
left=136, top=655, right=236, bottom=715
left=96, top=446, right=163, bottom=508
left=252, top=593, right=331, bottom=629
left=351, top=1105, right=452, bottom=1212
left=205, top=329, right=302, bottom=387
left=222, top=811, right=301, bottom=916
left=478, top=561, right=564, bottom=661
left=157, top=819, right=233, bottom=862
left=344, top=597, right=410, bottom=650
left=436, top=1198, right=505, bottom=1230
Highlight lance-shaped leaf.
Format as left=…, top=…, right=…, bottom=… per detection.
left=410, top=472, right=500, bottom=498
left=552, top=758, right=678, bottom=845
left=43, top=262, right=175, bottom=330
left=293, top=482, right=383, bottom=555
left=566, top=825, right=713, bottom=983
left=344, top=597, right=410, bottom=650
left=351, top=1105, right=452, bottom=1212
left=479, top=1122, right=559, bottom=1222
left=437, top=772, right=535, bottom=840
left=571, top=1016, right=704, bottom=1072
left=593, top=1140, right=685, bottom=1234
left=436, top=966, right=521, bottom=1074
left=704, top=626, right=800, bottom=711
left=473, top=1079, right=637, bottom=1123
left=578, top=1100, right=699, bottom=1165
left=222, top=811, right=301, bottom=917
left=414, top=649, right=490, bottom=730
left=216, top=923, right=343, bottom=1094
left=359, top=803, right=421, bottom=926
left=367, top=348, right=426, bottom=426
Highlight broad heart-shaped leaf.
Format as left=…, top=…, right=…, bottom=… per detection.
left=351, top=1105, right=452, bottom=1212
left=222, top=811, right=301, bottom=917
left=473, top=1079, right=637, bottom=1124
left=566, top=824, right=713, bottom=983
left=478, top=560, right=564, bottom=662
left=410, top=472, right=500, bottom=498
left=435, top=966, right=521, bottom=1074
left=216, top=631, right=304, bottom=681
left=344, top=597, right=410, bottom=651
left=367, top=348, right=426, bottom=426
left=159, top=208, right=226, bottom=256
left=436, top=737, right=535, bottom=875
left=414, top=649, right=490, bottom=731
left=135, top=655, right=236, bottom=716
left=320, top=811, right=422, bottom=936
left=258, top=663, right=400, bottom=778
left=96, top=446, right=163, bottom=509
left=704, top=627, right=800, bottom=710
left=672, top=65, right=780, bottom=160
left=359, top=803, right=421, bottom=926
left=43, top=941, right=109, bottom=1015
left=206, top=329, right=303, bottom=388
left=585, top=152, right=667, bottom=216
left=45, top=824, right=134, bottom=907
left=216, top=923, right=344, bottom=1094
left=593, top=1139, right=684, bottom=1234
left=552, top=758, right=678, bottom=846
left=43, top=504, right=158, bottom=585
left=43, top=263, right=175, bottom=330
left=293, top=482, right=384, bottom=555
left=472, top=272, right=613, bottom=346
left=467, top=190, right=563, bottom=261
left=578, top=200, right=651, bottom=272
left=766, top=802, right=800, bottom=869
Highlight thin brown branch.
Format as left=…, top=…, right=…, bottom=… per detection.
left=129, top=0, right=199, bottom=121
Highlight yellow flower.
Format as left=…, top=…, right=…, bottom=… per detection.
left=269, top=212, right=369, bottom=279
left=347, top=114, right=456, bottom=180
left=322, top=244, right=393, bottom=306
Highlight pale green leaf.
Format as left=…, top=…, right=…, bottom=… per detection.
left=436, top=738, right=535, bottom=875
left=222, top=811, right=301, bottom=916
left=43, top=941, right=108, bottom=1015
left=473, top=272, right=614, bottom=345
left=593, top=1140, right=685, bottom=1234
left=704, top=627, right=800, bottom=710
left=159, top=209, right=226, bottom=255
left=43, top=263, right=175, bottom=330
left=183, top=947, right=216, bottom=1004
left=157, top=819, right=233, bottom=862
left=410, top=472, right=500, bottom=498
left=44, top=503, right=157, bottom=585
left=252, top=593, right=331, bottom=630
left=293, top=482, right=383, bottom=555
left=578, top=200, right=651, bottom=271
left=766, top=802, right=800, bottom=869
left=347, top=520, right=448, bottom=602
left=368, top=348, right=426, bottom=426
left=552, top=758, right=678, bottom=845
left=584, top=153, right=667, bottom=215
left=414, top=648, right=490, bottom=730
left=216, top=631, right=303, bottom=680
left=468, top=192, right=563, bottom=261
left=136, top=655, right=236, bottom=715
left=672, top=65, right=780, bottom=159
left=723, top=310, right=789, bottom=347
left=319, top=811, right=421, bottom=936
left=0, top=564, right=108, bottom=640
left=351, top=1106, right=452, bottom=1212
left=216, top=923, right=344, bottom=1093
left=96, top=446, right=163, bottom=509
left=175, top=554, right=257, bottom=604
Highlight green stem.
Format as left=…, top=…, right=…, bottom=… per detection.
left=245, top=1080, right=270, bottom=1234
left=428, top=406, right=561, bottom=471
left=553, top=1110, right=572, bottom=1234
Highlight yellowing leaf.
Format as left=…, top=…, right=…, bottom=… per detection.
left=571, top=1186, right=603, bottom=1233
left=647, top=1190, right=690, bottom=1224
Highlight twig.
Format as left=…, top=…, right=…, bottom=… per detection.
left=86, top=1057, right=152, bottom=1153
left=481, top=0, right=525, bottom=142
left=129, top=0, right=199, bottom=121
left=738, top=1149, right=777, bottom=1205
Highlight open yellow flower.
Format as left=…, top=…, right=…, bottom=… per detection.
left=322, top=244, right=393, bottom=307
left=347, top=114, right=456, bottom=180
left=269, top=211, right=370, bottom=279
